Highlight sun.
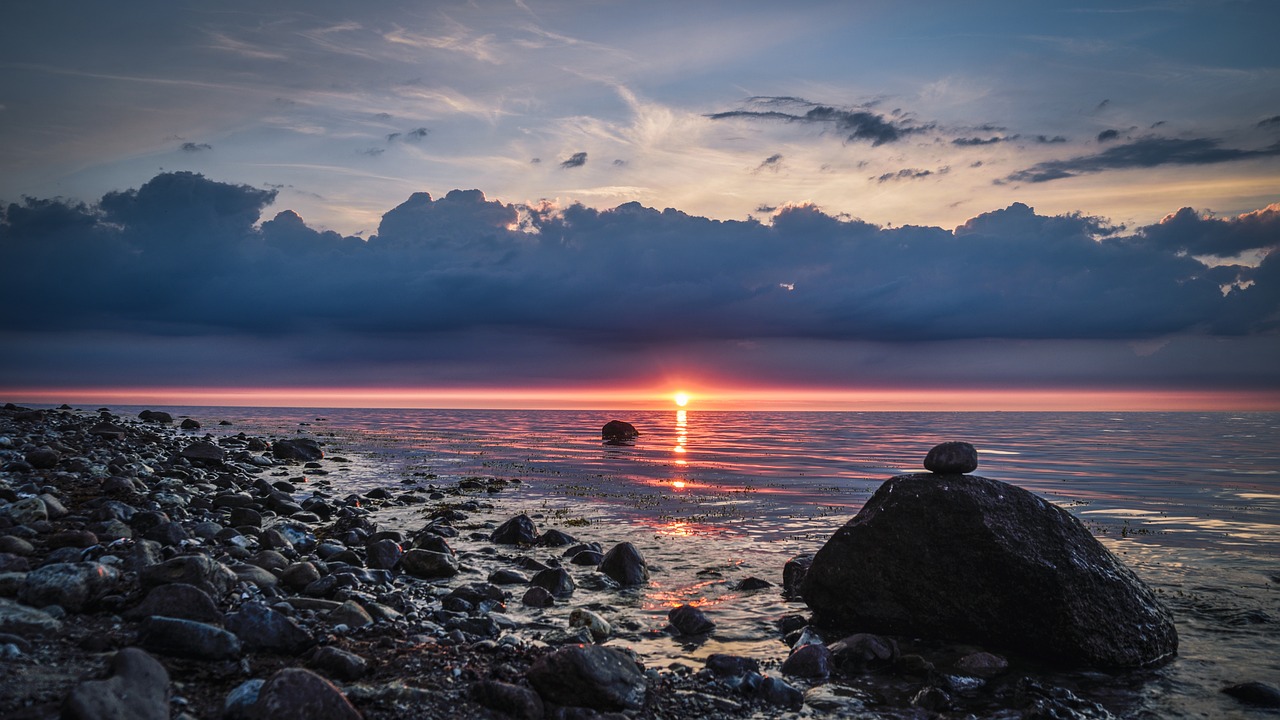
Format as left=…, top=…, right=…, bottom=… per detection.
left=673, top=391, right=690, bottom=407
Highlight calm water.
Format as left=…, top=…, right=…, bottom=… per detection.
left=122, top=407, right=1280, bottom=718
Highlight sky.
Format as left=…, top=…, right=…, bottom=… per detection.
left=2, top=0, right=1279, bottom=410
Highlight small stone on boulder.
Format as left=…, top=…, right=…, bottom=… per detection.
left=923, top=441, right=978, bottom=474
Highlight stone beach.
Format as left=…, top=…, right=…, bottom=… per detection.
left=0, top=405, right=1272, bottom=719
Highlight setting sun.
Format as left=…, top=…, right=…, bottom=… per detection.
left=674, top=391, right=690, bottom=407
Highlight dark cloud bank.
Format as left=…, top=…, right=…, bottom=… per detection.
left=2, top=172, right=1278, bottom=389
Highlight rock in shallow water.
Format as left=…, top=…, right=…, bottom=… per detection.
left=1223, top=681, right=1280, bottom=708
left=601, top=419, right=639, bottom=442
left=667, top=603, right=715, bottom=635
left=490, top=514, right=538, bottom=545
left=598, top=541, right=649, bottom=586
left=801, top=473, right=1178, bottom=668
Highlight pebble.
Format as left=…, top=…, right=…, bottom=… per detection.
left=63, top=648, right=170, bottom=720
left=253, top=667, right=361, bottom=720
left=0, top=597, right=63, bottom=636
left=139, top=616, right=242, bottom=660
left=526, top=644, right=647, bottom=711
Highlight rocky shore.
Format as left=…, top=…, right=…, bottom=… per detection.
left=1, top=404, right=1274, bottom=719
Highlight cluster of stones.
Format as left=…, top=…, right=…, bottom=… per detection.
left=0, top=404, right=817, bottom=719
left=5, top=406, right=1276, bottom=719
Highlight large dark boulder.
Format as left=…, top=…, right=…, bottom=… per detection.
left=800, top=473, right=1177, bottom=668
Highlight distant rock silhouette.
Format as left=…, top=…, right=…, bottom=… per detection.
left=601, top=420, right=639, bottom=443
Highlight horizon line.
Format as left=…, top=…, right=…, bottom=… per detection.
left=4, top=385, right=1280, bottom=412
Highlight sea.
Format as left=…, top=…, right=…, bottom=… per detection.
left=101, top=407, right=1280, bottom=717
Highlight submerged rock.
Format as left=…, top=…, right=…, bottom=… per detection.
left=1223, top=681, right=1280, bottom=708
left=801, top=473, right=1178, bottom=668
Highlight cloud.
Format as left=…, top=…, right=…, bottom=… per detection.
left=875, top=168, right=933, bottom=182
left=1259, top=115, right=1280, bottom=128
left=406, top=127, right=429, bottom=141
left=1096, top=129, right=1120, bottom=143
left=1005, top=136, right=1280, bottom=183
left=181, top=142, right=213, bottom=152
left=1140, top=203, right=1280, bottom=258
left=707, top=96, right=926, bottom=146
left=1033, top=135, right=1069, bottom=144
left=754, top=153, right=783, bottom=172
left=953, top=136, right=1017, bottom=146
left=3, top=172, right=1274, bottom=357
left=560, top=151, right=588, bottom=169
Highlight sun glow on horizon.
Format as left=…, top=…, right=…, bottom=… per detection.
left=1, top=384, right=1277, bottom=412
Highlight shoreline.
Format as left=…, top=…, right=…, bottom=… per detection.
left=1, top=403, right=1274, bottom=719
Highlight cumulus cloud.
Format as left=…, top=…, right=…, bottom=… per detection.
left=1006, top=136, right=1280, bottom=183
left=1096, top=129, right=1120, bottom=142
left=707, top=96, right=927, bottom=146
left=3, top=172, right=1276, bottom=355
left=560, top=151, right=587, bottom=168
